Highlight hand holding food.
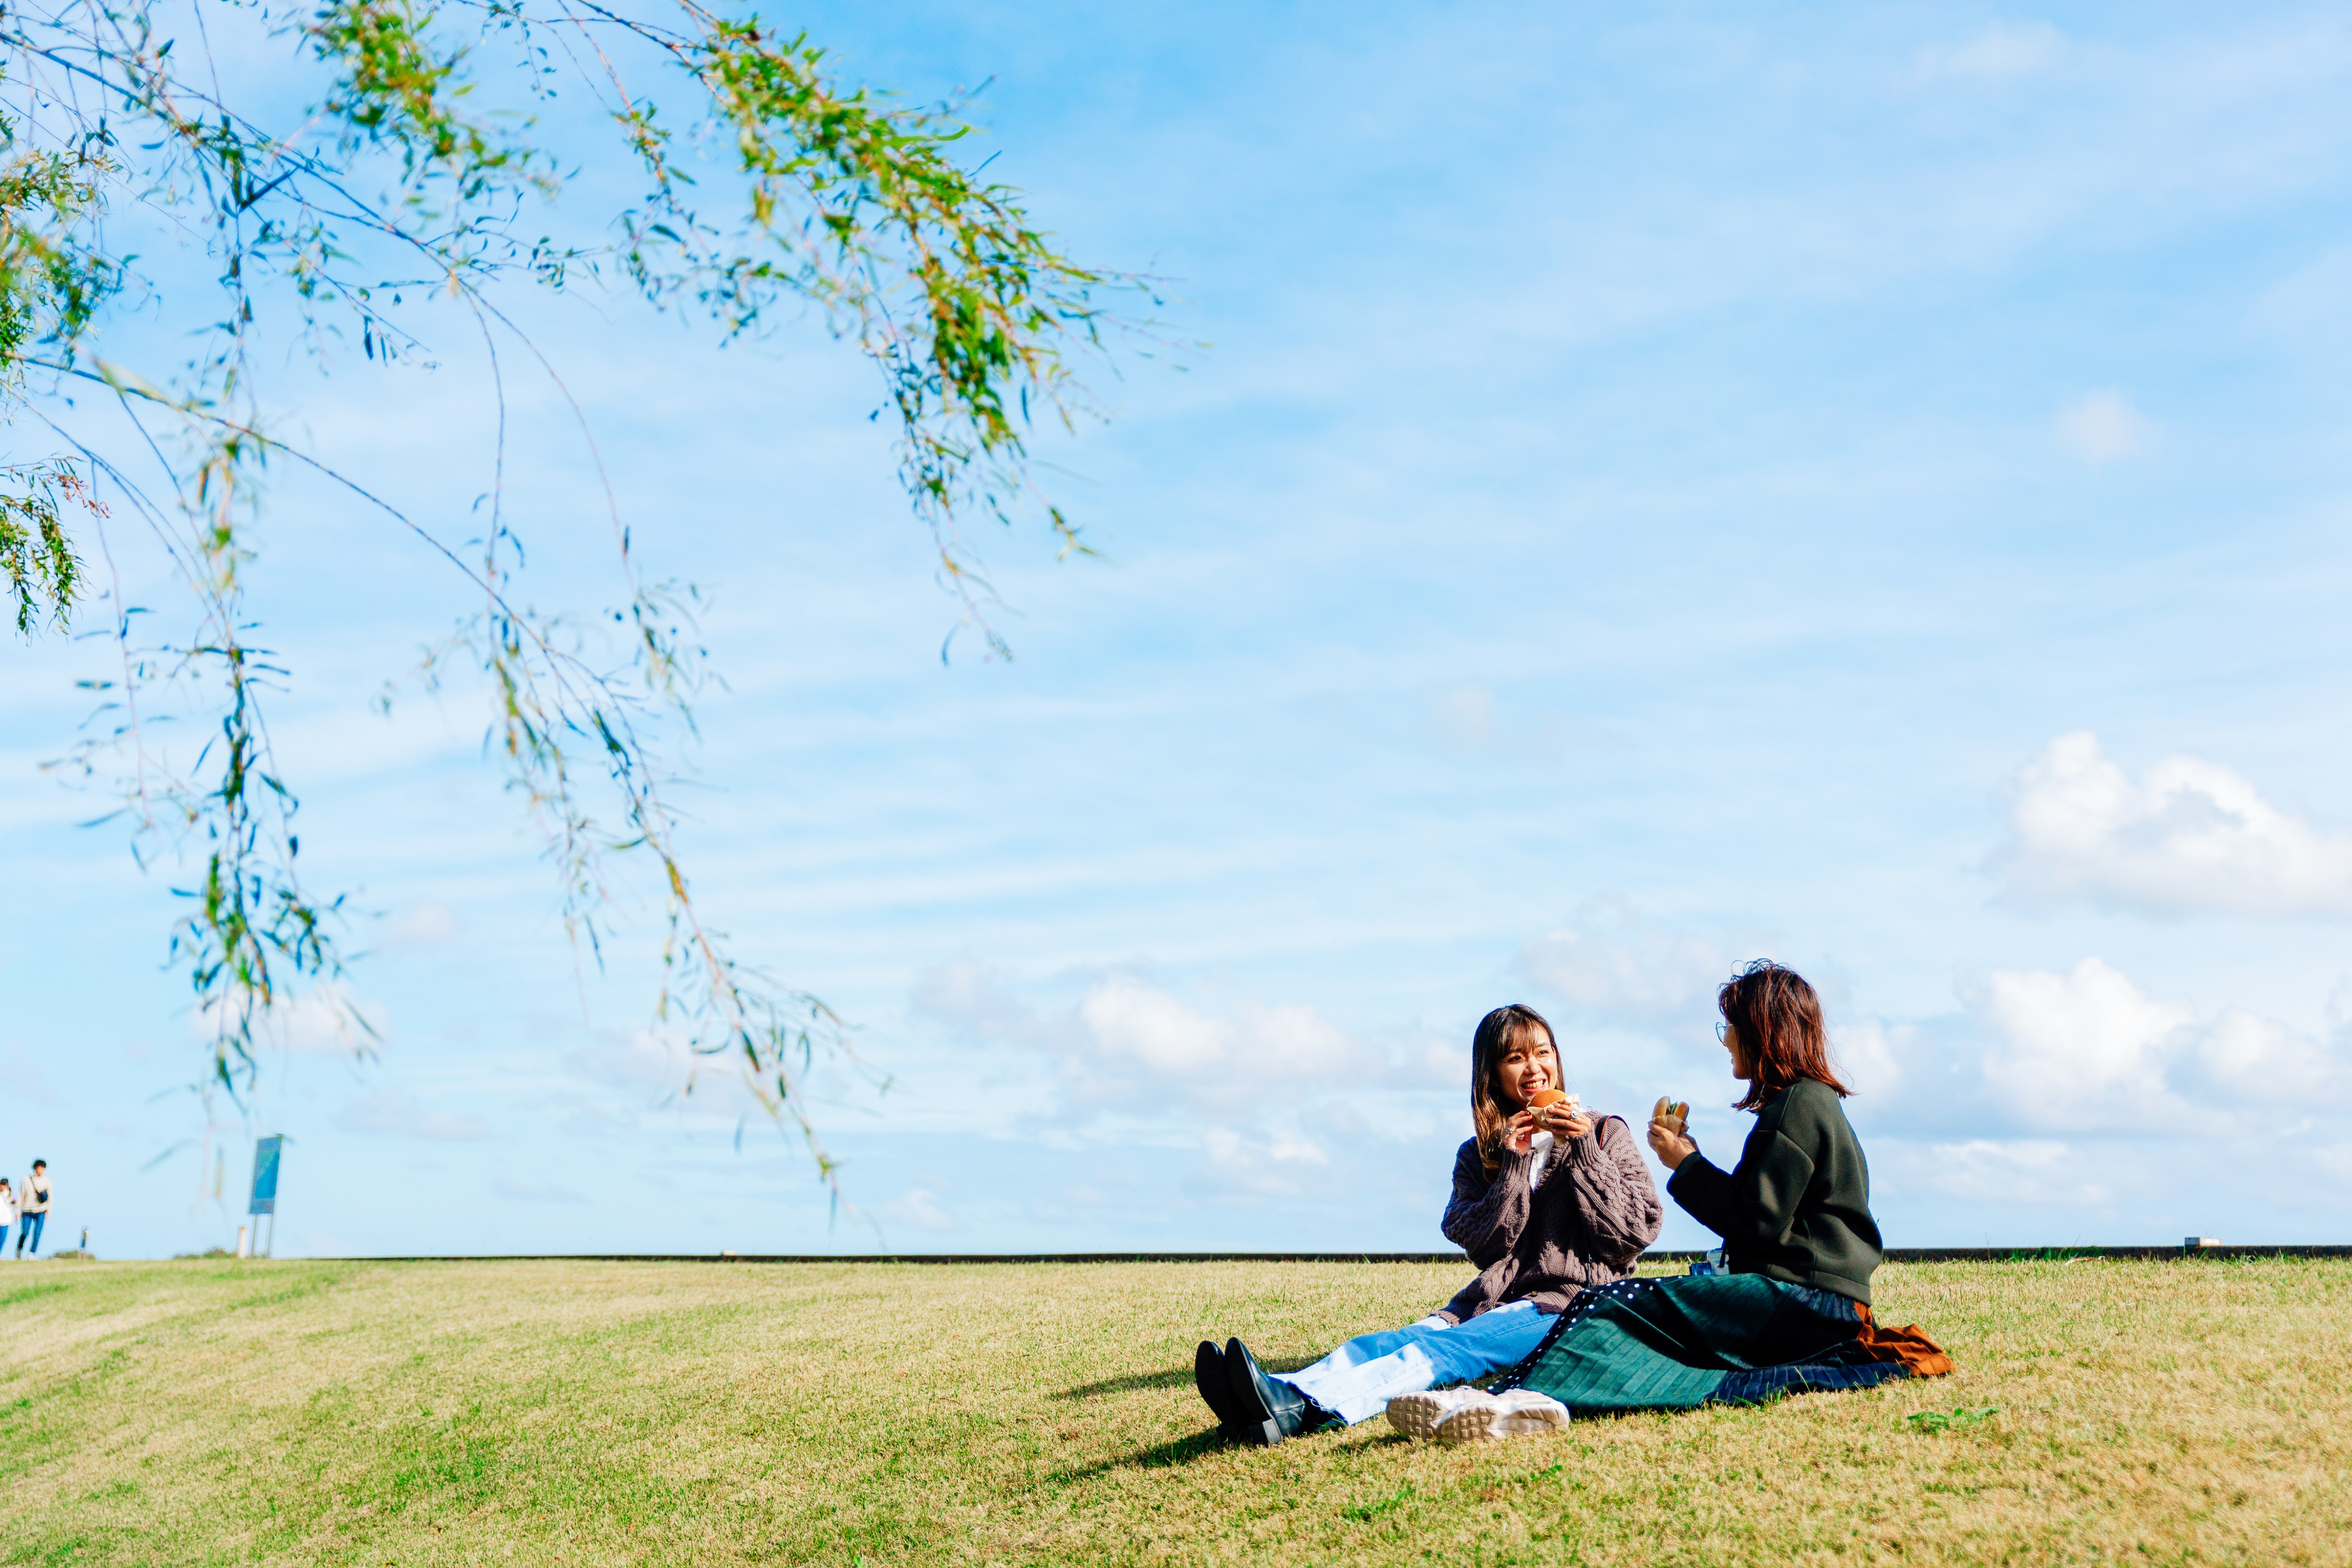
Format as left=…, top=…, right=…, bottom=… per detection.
left=1527, top=1087, right=1592, bottom=1138
left=1646, top=1096, right=1697, bottom=1171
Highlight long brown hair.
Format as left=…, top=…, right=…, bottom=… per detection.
left=1718, top=960, right=1848, bottom=1112
left=1470, top=1003, right=1558, bottom=1175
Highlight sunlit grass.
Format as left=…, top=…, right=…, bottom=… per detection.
left=0, top=1255, right=2345, bottom=1564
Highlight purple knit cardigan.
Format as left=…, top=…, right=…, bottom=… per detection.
left=1435, top=1115, right=1664, bottom=1322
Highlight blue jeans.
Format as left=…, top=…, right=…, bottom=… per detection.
left=1274, top=1300, right=1555, bottom=1425
left=15, top=1213, right=42, bottom=1256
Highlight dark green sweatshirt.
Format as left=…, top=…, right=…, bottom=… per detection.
left=1665, top=1077, right=1882, bottom=1304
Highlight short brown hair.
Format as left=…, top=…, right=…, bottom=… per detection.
left=1718, top=960, right=1848, bottom=1112
left=1470, top=1003, right=1558, bottom=1175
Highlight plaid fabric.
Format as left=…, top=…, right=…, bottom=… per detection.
left=1488, top=1273, right=1941, bottom=1415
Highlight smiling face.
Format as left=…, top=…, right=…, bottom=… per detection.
left=1493, top=1023, right=1561, bottom=1112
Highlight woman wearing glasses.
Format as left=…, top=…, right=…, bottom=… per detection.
left=1436, top=961, right=1952, bottom=1435
left=1647, top=964, right=1882, bottom=1304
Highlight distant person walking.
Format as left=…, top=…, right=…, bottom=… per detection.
left=0, top=1178, right=14, bottom=1258
left=16, top=1161, right=50, bottom=1258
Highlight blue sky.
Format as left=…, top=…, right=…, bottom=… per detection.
left=6, top=3, right=2352, bottom=1259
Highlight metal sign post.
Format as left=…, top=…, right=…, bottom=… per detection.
left=247, top=1135, right=285, bottom=1258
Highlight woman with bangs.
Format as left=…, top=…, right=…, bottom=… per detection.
left=1194, top=1002, right=1663, bottom=1446
left=1453, top=960, right=1952, bottom=1434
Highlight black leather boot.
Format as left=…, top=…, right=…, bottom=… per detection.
left=1194, top=1340, right=1244, bottom=1433
left=1223, top=1337, right=1332, bottom=1446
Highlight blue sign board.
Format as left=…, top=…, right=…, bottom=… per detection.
left=249, top=1136, right=284, bottom=1216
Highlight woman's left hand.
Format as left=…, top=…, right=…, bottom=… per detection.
left=1538, top=1101, right=1594, bottom=1140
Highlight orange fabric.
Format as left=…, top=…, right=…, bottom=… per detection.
left=1853, top=1303, right=1956, bottom=1376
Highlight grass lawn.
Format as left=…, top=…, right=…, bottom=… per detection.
left=0, top=1255, right=2345, bottom=1564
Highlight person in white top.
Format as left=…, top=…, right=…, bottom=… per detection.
left=0, top=1178, right=14, bottom=1258
left=15, top=1162, right=49, bottom=1258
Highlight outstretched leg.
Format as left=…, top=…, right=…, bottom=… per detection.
left=1271, top=1301, right=1556, bottom=1428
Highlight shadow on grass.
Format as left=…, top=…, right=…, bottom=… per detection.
left=1052, top=1426, right=1232, bottom=1479
left=1055, top=1353, right=1320, bottom=1403
left=1055, top=1401, right=1386, bottom=1480
left=1053, top=1368, right=1196, bottom=1400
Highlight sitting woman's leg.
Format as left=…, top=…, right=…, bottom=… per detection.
left=1203, top=1318, right=1466, bottom=1438
left=1272, top=1301, right=1554, bottom=1426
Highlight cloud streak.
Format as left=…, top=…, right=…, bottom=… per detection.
left=1994, top=732, right=2352, bottom=917
left=2056, top=390, right=2155, bottom=464
left=1518, top=919, right=1735, bottom=1025
left=910, top=963, right=1470, bottom=1207
left=1845, top=957, right=2348, bottom=1139
left=194, top=981, right=388, bottom=1057
left=914, top=962, right=1419, bottom=1114
left=1914, top=21, right=2065, bottom=84
left=338, top=1090, right=493, bottom=1143
left=880, top=1187, right=957, bottom=1231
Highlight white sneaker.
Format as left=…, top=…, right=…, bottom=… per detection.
left=1384, top=1386, right=1487, bottom=1439
left=1435, top=1389, right=1571, bottom=1445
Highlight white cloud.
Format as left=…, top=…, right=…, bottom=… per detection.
left=563, top=1023, right=767, bottom=1112
left=918, top=964, right=1369, bottom=1106
left=1915, top=1140, right=2110, bottom=1206
left=879, top=1187, right=957, bottom=1232
left=1827, top=1018, right=1910, bottom=1101
left=1917, top=21, right=2065, bottom=83
left=379, top=901, right=458, bottom=952
left=911, top=960, right=1038, bottom=1041
left=2056, top=390, right=2155, bottom=464
left=569, top=1024, right=698, bottom=1090
left=1204, top=1126, right=1329, bottom=1168
left=910, top=965, right=1417, bottom=1208
left=194, top=980, right=388, bottom=1056
left=1078, top=974, right=1354, bottom=1083
left=1201, top=1125, right=1331, bottom=1197
left=1832, top=954, right=2350, bottom=1144
left=1965, top=958, right=2345, bottom=1133
left=1518, top=919, right=1732, bottom=1023
left=1976, top=958, right=2197, bottom=1128
left=2175, top=1005, right=2345, bottom=1108
left=1995, top=731, right=2352, bottom=917
left=338, top=1090, right=493, bottom=1142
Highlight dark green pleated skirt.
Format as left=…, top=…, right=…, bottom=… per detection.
left=1488, top=1273, right=1938, bottom=1414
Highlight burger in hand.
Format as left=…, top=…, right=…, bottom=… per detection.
left=1518, top=1087, right=1592, bottom=1141
left=1647, top=1095, right=1697, bottom=1171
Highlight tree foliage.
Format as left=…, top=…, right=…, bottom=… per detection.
left=0, top=0, right=1137, bottom=1192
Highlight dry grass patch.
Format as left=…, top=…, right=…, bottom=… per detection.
left=0, top=1256, right=2345, bottom=1564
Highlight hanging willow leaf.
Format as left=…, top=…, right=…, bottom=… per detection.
left=0, top=0, right=1155, bottom=1201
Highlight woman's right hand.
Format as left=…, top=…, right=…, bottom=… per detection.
left=1505, top=1108, right=1541, bottom=1153
left=1647, top=1116, right=1697, bottom=1172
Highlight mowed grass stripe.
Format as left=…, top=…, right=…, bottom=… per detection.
left=0, top=1257, right=2344, bottom=1564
